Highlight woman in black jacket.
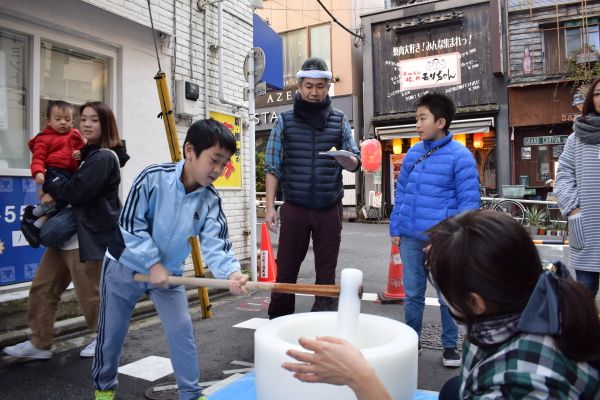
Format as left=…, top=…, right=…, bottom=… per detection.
left=3, top=101, right=129, bottom=360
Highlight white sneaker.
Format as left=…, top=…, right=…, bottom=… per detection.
left=80, top=338, right=97, bottom=358
left=2, top=340, right=52, bottom=359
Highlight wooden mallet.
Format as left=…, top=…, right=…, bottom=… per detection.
left=133, top=274, right=363, bottom=298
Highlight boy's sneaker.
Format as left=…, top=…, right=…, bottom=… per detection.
left=22, top=205, right=35, bottom=223
left=80, top=338, right=97, bottom=358
left=195, top=396, right=207, bottom=400
left=442, top=347, right=461, bottom=367
left=20, top=208, right=41, bottom=248
left=94, top=390, right=115, bottom=400
left=2, top=340, right=52, bottom=359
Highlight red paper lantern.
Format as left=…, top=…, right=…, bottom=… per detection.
left=361, top=139, right=382, bottom=173
left=473, top=132, right=484, bottom=148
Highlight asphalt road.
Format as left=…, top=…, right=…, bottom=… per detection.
left=0, top=219, right=577, bottom=399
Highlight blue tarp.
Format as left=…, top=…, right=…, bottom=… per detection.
left=207, top=371, right=439, bottom=400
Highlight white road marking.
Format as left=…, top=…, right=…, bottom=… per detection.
left=223, top=367, right=254, bottom=374
left=201, top=373, right=245, bottom=395
left=118, top=355, right=173, bottom=381
left=233, top=318, right=268, bottom=329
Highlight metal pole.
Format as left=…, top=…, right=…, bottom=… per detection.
left=248, top=49, right=258, bottom=282
left=154, top=72, right=212, bottom=318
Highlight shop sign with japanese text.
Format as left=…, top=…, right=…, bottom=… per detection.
left=209, top=111, right=242, bottom=189
left=523, top=136, right=568, bottom=146
left=399, top=52, right=461, bottom=90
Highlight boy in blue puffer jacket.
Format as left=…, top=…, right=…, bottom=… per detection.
left=92, top=119, right=249, bottom=400
left=389, top=92, right=480, bottom=368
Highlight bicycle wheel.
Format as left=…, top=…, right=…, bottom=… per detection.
left=492, top=200, right=526, bottom=224
left=480, top=200, right=494, bottom=210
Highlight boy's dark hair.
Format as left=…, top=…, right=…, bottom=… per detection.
left=414, top=92, right=455, bottom=131
left=46, top=100, right=73, bottom=119
left=580, top=76, right=600, bottom=119
left=426, top=210, right=600, bottom=365
left=80, top=101, right=123, bottom=149
left=183, top=118, right=236, bottom=158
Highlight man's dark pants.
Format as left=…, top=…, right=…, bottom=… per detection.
left=268, top=200, right=343, bottom=319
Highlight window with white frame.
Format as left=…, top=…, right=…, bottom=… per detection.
left=0, top=28, right=29, bottom=169
left=0, top=28, right=109, bottom=171
left=281, top=24, right=331, bottom=87
left=39, top=41, right=108, bottom=130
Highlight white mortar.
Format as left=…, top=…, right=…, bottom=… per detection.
left=254, top=269, right=418, bottom=399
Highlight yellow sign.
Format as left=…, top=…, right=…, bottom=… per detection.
left=209, top=111, right=242, bottom=189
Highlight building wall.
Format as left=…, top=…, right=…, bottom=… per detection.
left=256, top=0, right=382, bottom=98
left=504, top=1, right=600, bottom=190
left=507, top=1, right=600, bottom=83
left=0, top=0, right=254, bottom=278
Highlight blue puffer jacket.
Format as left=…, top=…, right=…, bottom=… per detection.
left=389, top=132, right=480, bottom=240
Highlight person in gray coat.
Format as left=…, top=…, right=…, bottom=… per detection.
left=554, top=76, right=600, bottom=298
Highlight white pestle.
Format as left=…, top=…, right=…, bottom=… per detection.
left=335, top=268, right=363, bottom=344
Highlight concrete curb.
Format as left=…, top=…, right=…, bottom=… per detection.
left=0, top=286, right=226, bottom=349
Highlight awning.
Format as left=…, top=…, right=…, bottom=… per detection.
left=376, top=117, right=495, bottom=140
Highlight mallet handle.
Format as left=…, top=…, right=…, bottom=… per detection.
left=133, top=274, right=362, bottom=298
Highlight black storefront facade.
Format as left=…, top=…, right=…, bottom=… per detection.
left=360, top=0, right=511, bottom=217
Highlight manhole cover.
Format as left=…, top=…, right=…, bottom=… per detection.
left=420, top=323, right=465, bottom=351
left=145, top=381, right=179, bottom=399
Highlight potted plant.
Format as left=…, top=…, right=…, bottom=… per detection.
left=256, top=152, right=266, bottom=193
left=524, top=205, right=548, bottom=235
left=555, top=221, right=567, bottom=236
left=565, top=44, right=600, bottom=90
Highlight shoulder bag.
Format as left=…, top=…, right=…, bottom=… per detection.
left=39, top=206, right=77, bottom=247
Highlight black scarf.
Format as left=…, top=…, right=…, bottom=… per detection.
left=574, top=113, right=600, bottom=144
left=293, top=92, right=332, bottom=129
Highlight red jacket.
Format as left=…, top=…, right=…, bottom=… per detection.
left=28, top=126, right=86, bottom=178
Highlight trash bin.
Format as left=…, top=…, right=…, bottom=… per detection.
left=519, top=175, right=530, bottom=186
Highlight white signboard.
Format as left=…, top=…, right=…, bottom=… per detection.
left=399, top=52, right=461, bottom=90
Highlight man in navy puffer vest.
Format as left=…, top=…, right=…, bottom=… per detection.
left=264, top=57, right=361, bottom=319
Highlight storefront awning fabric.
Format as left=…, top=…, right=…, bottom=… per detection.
left=375, top=117, right=495, bottom=140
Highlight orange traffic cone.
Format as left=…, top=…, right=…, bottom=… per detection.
left=259, top=222, right=277, bottom=282
left=377, top=244, right=406, bottom=304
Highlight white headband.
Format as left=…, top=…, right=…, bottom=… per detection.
left=296, top=70, right=332, bottom=80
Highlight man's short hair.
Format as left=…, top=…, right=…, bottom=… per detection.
left=298, top=57, right=330, bottom=85
left=300, top=57, right=329, bottom=72
left=183, top=118, right=236, bottom=158
left=414, top=92, right=456, bottom=131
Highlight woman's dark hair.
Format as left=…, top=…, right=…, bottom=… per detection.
left=183, top=118, right=237, bottom=158
left=580, top=76, right=600, bottom=119
left=425, top=210, right=600, bottom=364
left=414, top=92, right=455, bottom=131
left=79, top=101, right=122, bottom=149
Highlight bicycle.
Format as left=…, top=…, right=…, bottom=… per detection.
left=480, top=194, right=526, bottom=224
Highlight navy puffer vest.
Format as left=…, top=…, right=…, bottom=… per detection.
left=280, top=108, right=344, bottom=209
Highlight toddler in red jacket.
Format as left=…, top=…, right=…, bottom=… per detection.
left=21, top=100, right=86, bottom=248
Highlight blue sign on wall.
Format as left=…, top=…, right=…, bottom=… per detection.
left=0, top=176, right=46, bottom=285
left=253, top=13, right=283, bottom=90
